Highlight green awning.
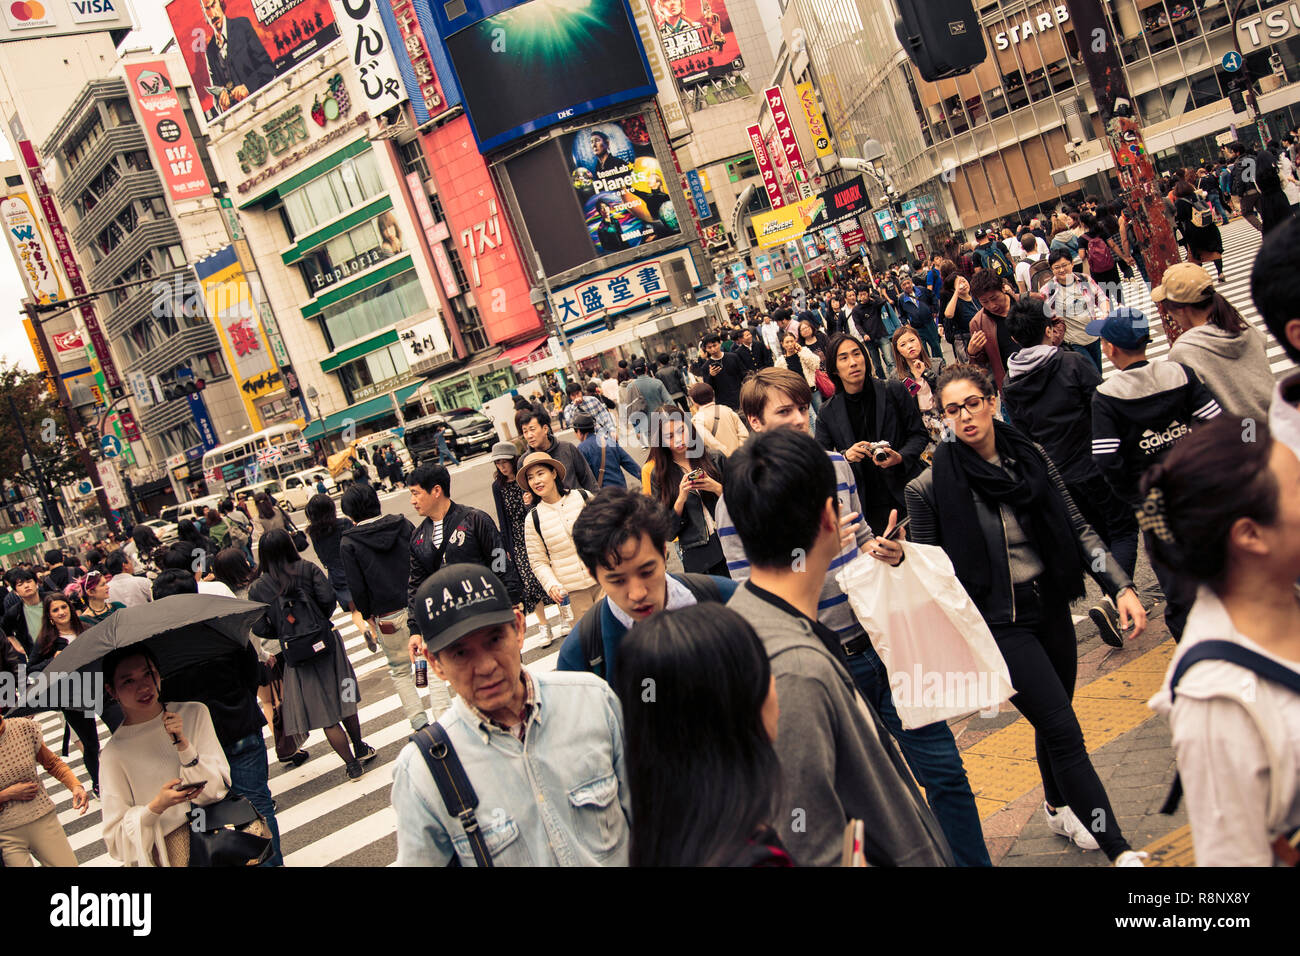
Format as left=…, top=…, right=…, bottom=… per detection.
left=319, top=328, right=399, bottom=373
left=303, top=381, right=426, bottom=441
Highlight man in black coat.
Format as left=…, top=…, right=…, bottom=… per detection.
left=203, top=0, right=277, bottom=114
left=741, top=325, right=773, bottom=369
left=701, top=332, right=747, bottom=410
left=654, top=352, right=689, bottom=411
left=814, top=336, right=929, bottom=532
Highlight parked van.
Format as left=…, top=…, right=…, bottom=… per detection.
left=282, top=468, right=340, bottom=511
left=159, top=493, right=224, bottom=528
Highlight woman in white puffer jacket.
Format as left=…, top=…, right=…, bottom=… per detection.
left=520, top=451, right=601, bottom=638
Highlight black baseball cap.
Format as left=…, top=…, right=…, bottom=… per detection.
left=414, top=564, right=518, bottom=654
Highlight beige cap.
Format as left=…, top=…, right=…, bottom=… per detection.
left=517, top=451, right=566, bottom=490
left=1150, top=262, right=1214, bottom=305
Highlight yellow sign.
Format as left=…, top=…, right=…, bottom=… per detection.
left=196, top=247, right=276, bottom=431
left=22, top=316, right=57, bottom=398
left=751, top=196, right=824, bottom=248
left=796, top=82, right=834, bottom=159
left=2, top=192, right=65, bottom=307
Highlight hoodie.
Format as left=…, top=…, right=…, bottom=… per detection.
left=1167, top=324, right=1274, bottom=422
left=339, top=513, right=416, bottom=619
left=1001, top=345, right=1103, bottom=484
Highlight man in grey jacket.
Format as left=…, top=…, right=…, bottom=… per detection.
left=724, top=428, right=953, bottom=866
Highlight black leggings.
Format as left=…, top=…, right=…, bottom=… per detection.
left=990, top=587, right=1131, bottom=860
left=63, top=709, right=101, bottom=792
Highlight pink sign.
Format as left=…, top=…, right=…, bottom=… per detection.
left=125, top=61, right=213, bottom=203
left=765, top=86, right=809, bottom=199
left=746, top=123, right=784, bottom=209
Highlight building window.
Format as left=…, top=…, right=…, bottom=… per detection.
left=319, top=268, right=427, bottom=351
left=335, top=343, right=411, bottom=403
left=451, top=297, right=489, bottom=352
left=397, top=140, right=429, bottom=180
left=428, top=191, right=448, bottom=223
left=296, top=210, right=400, bottom=294
left=280, top=151, right=384, bottom=238
left=446, top=245, right=469, bottom=293
left=157, top=421, right=203, bottom=457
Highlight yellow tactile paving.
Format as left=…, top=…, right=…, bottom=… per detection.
left=963, top=639, right=1175, bottom=819
left=1142, top=824, right=1195, bottom=867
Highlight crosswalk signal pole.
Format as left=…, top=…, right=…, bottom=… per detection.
left=1064, top=0, right=1183, bottom=345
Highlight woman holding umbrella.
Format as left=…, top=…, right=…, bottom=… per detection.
left=99, top=644, right=230, bottom=867
left=248, top=530, right=374, bottom=782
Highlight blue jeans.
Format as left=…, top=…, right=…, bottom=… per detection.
left=436, top=435, right=460, bottom=466
left=883, top=304, right=902, bottom=335
left=226, top=732, right=283, bottom=867
left=843, top=644, right=992, bottom=867
left=864, top=336, right=893, bottom=378
left=914, top=320, right=945, bottom=367
left=1068, top=339, right=1103, bottom=375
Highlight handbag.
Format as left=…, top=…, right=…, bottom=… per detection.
left=187, top=793, right=273, bottom=867
left=835, top=542, right=1015, bottom=729
left=284, top=510, right=309, bottom=552
left=814, top=369, right=836, bottom=399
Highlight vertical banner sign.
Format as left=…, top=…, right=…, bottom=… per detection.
left=124, top=62, right=214, bottom=203
left=1, top=192, right=65, bottom=305
left=17, top=141, right=121, bottom=390
left=406, top=171, right=459, bottom=298
left=96, top=462, right=129, bottom=511
left=765, top=86, right=811, bottom=199
left=767, top=127, right=797, bottom=203
left=746, top=123, right=784, bottom=209
left=684, top=169, right=710, bottom=219
left=21, top=317, right=57, bottom=397
left=330, top=0, right=406, bottom=117
left=187, top=392, right=220, bottom=449
left=795, top=81, right=833, bottom=158
left=389, top=0, right=451, bottom=122
left=194, top=245, right=278, bottom=431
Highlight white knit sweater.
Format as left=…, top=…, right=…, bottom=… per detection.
left=524, top=491, right=597, bottom=594
left=100, top=701, right=230, bottom=867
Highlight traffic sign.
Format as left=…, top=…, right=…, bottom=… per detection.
left=1222, top=51, right=1242, bottom=72
left=100, top=434, right=122, bottom=458
left=75, top=478, right=94, bottom=497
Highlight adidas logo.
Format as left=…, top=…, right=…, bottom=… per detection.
left=1138, top=421, right=1190, bottom=452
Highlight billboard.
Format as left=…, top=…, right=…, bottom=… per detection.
left=795, top=81, right=832, bottom=158
left=440, top=0, right=656, bottom=152
left=0, top=192, right=64, bottom=306
left=328, top=0, right=404, bottom=117
left=746, top=123, right=783, bottom=209
left=124, top=61, right=213, bottom=203
left=0, top=0, right=134, bottom=42
left=165, top=0, right=340, bottom=121
left=565, top=115, right=681, bottom=255
left=651, top=0, right=743, bottom=90
left=194, top=245, right=277, bottom=430
left=750, top=176, right=868, bottom=248
left=765, top=86, right=809, bottom=199
left=551, top=249, right=700, bottom=334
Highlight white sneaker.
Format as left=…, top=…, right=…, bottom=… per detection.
left=536, top=626, right=553, bottom=648
left=1115, top=850, right=1148, bottom=867
left=1043, top=801, right=1101, bottom=851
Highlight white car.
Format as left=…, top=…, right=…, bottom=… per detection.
left=139, top=519, right=178, bottom=545
left=159, top=493, right=225, bottom=529
left=281, top=469, right=340, bottom=511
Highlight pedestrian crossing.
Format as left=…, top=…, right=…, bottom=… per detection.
left=29, top=603, right=569, bottom=868
left=1098, top=219, right=1297, bottom=382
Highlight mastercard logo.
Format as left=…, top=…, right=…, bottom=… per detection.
left=10, top=1, right=47, bottom=19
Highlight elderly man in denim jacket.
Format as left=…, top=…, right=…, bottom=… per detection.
left=391, top=564, right=630, bottom=866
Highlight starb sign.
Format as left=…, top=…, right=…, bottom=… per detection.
left=993, top=3, right=1069, bottom=51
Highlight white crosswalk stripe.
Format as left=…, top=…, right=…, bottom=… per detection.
left=28, top=602, right=570, bottom=867
left=1098, top=219, right=1298, bottom=381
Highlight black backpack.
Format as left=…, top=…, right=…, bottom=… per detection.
left=273, top=566, right=332, bottom=665
left=578, top=573, right=724, bottom=680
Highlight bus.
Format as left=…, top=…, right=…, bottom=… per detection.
left=200, top=424, right=314, bottom=498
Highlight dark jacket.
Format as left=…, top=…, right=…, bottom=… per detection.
left=749, top=336, right=774, bottom=369
left=905, top=442, right=1134, bottom=625
left=732, top=344, right=759, bottom=374
left=2, top=599, right=41, bottom=656
left=895, top=288, right=939, bottom=329
left=340, top=514, right=416, bottom=619
left=407, top=501, right=524, bottom=623
left=206, top=16, right=276, bottom=105
left=854, top=300, right=887, bottom=341
left=578, top=433, right=640, bottom=489
left=308, top=516, right=355, bottom=594
left=704, top=351, right=748, bottom=409
left=39, top=565, right=73, bottom=596
left=655, top=364, right=688, bottom=399
left=250, top=562, right=336, bottom=645
left=542, top=435, right=597, bottom=493
left=1000, top=346, right=1103, bottom=485
left=163, top=644, right=265, bottom=750
left=814, top=379, right=930, bottom=519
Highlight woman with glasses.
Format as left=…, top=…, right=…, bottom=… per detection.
left=905, top=363, right=1149, bottom=867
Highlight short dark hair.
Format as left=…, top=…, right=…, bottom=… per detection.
left=730, top=328, right=746, bottom=342
left=1047, top=248, right=1074, bottom=267
left=1140, top=418, right=1279, bottom=586
left=159, top=546, right=193, bottom=571
left=572, top=488, right=673, bottom=575
left=1005, top=294, right=1050, bottom=348
left=1251, top=214, right=1300, bottom=363
left=723, top=428, right=835, bottom=568
left=340, top=482, right=382, bottom=522
left=687, top=382, right=714, bottom=405
left=515, top=404, right=551, bottom=435
left=970, top=268, right=1010, bottom=299
left=408, top=462, right=451, bottom=497
left=45, top=549, right=63, bottom=565
left=657, top=352, right=670, bottom=364
left=152, top=568, right=199, bottom=599
left=701, top=332, right=722, bottom=348
left=566, top=382, right=583, bottom=397
left=105, top=550, right=128, bottom=575
left=8, top=568, right=36, bottom=586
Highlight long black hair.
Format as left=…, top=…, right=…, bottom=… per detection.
left=131, top=524, right=161, bottom=555
left=256, top=529, right=301, bottom=591
left=306, top=493, right=346, bottom=540
left=614, top=605, right=781, bottom=866
left=212, top=547, right=256, bottom=593
left=645, top=404, right=720, bottom=511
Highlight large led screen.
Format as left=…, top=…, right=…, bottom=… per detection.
left=445, top=0, right=656, bottom=152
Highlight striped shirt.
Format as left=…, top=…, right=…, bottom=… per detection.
left=563, top=396, right=617, bottom=440
left=715, top=452, right=874, bottom=645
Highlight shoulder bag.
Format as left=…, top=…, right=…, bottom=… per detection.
left=410, top=723, right=494, bottom=867
left=187, top=794, right=274, bottom=867
left=283, top=510, right=309, bottom=552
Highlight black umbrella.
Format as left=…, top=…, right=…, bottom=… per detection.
left=11, top=595, right=267, bottom=719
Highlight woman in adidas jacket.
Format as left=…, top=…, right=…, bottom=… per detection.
left=1147, top=420, right=1300, bottom=866
left=520, top=453, right=602, bottom=623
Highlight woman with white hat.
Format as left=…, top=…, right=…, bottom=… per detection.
left=520, top=451, right=601, bottom=638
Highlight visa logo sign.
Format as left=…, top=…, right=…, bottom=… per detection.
left=70, top=0, right=120, bottom=22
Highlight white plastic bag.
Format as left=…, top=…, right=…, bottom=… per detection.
left=835, top=542, right=1015, bottom=729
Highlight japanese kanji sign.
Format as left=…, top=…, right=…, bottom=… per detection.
left=550, top=253, right=700, bottom=333
left=1, top=192, right=63, bottom=306
left=397, top=315, right=453, bottom=369
left=330, top=0, right=406, bottom=116
left=765, top=86, right=812, bottom=199
left=194, top=245, right=277, bottom=430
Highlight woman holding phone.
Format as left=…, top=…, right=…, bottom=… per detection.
left=644, top=405, right=728, bottom=576
left=99, top=644, right=230, bottom=867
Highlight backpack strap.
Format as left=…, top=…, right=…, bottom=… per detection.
left=409, top=723, right=494, bottom=867
left=1159, top=640, right=1300, bottom=815
left=677, top=572, right=723, bottom=605
left=578, top=601, right=606, bottom=679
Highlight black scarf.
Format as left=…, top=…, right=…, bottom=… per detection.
left=931, top=421, right=1084, bottom=605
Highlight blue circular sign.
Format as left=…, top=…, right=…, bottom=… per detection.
left=100, top=435, right=122, bottom=458
left=75, top=478, right=93, bottom=497
left=1222, top=51, right=1242, bottom=72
